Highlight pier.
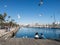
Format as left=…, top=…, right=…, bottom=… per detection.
left=0, top=27, right=19, bottom=39
left=0, top=38, right=60, bottom=45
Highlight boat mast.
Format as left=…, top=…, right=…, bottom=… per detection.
left=53, top=13, right=56, bottom=24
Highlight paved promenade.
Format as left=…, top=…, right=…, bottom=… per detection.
left=0, top=38, right=60, bottom=45
left=0, top=27, right=19, bottom=39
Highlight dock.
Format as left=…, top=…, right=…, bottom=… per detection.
left=0, top=38, right=60, bottom=45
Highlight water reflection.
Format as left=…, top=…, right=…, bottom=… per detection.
left=15, top=27, right=60, bottom=40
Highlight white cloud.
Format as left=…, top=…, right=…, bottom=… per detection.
left=17, top=14, right=21, bottom=19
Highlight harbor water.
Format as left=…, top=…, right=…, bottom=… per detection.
left=15, top=27, right=60, bottom=40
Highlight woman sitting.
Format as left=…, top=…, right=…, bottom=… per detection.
left=34, top=32, right=39, bottom=39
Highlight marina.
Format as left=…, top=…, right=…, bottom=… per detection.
left=0, top=0, right=60, bottom=45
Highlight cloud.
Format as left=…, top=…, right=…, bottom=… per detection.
left=17, top=14, right=21, bottom=19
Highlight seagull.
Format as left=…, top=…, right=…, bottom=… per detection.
left=17, top=14, right=20, bottom=19
left=4, top=5, right=7, bottom=8
left=38, top=0, right=43, bottom=6
left=39, top=13, right=43, bottom=17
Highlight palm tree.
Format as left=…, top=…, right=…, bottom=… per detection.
left=8, top=16, right=10, bottom=19
left=8, top=16, right=11, bottom=22
left=0, top=14, right=3, bottom=24
left=3, top=13, right=7, bottom=18
left=3, top=13, right=7, bottom=22
left=0, top=13, right=7, bottom=26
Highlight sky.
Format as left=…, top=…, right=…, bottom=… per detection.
left=0, top=0, right=60, bottom=24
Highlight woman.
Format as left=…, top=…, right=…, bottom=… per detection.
left=34, top=32, right=39, bottom=39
